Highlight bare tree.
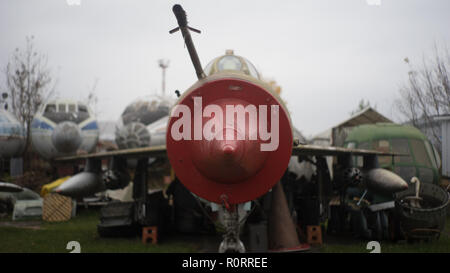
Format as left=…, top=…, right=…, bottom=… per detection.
left=3, top=36, right=57, bottom=156
left=85, top=77, right=100, bottom=117
left=395, top=44, right=450, bottom=150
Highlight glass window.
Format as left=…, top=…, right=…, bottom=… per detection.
left=77, top=104, right=90, bottom=122
left=373, top=140, right=391, bottom=165
left=43, top=102, right=90, bottom=124
left=345, top=142, right=356, bottom=149
left=390, top=138, right=412, bottom=163
left=375, top=140, right=390, bottom=150
left=203, top=60, right=215, bottom=76
left=358, top=141, right=371, bottom=150
left=78, top=104, right=88, bottom=113
left=410, top=139, right=432, bottom=167
left=356, top=142, right=371, bottom=167
left=217, top=56, right=242, bottom=72
left=244, top=59, right=260, bottom=79
left=45, top=104, right=56, bottom=113
left=58, top=104, right=66, bottom=113
left=424, top=141, right=437, bottom=169
left=68, top=104, right=76, bottom=113
left=432, top=144, right=441, bottom=169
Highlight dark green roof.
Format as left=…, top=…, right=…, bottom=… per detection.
left=345, top=123, right=427, bottom=143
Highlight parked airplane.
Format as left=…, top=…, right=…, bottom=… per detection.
left=0, top=109, right=25, bottom=158
left=30, top=99, right=99, bottom=160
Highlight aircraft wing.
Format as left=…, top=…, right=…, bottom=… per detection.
left=52, top=142, right=403, bottom=197
left=292, top=144, right=398, bottom=157
left=54, top=145, right=167, bottom=162
left=55, top=143, right=399, bottom=162
left=0, top=182, right=24, bottom=193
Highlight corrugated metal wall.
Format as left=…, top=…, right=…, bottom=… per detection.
left=442, top=120, right=450, bottom=177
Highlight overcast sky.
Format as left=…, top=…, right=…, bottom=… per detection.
left=1, top=0, right=449, bottom=137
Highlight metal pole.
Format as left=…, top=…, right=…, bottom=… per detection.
left=172, top=4, right=206, bottom=80
left=158, top=59, right=169, bottom=96
left=162, top=67, right=165, bottom=95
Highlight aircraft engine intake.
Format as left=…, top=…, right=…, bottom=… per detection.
left=166, top=74, right=294, bottom=205
left=51, top=121, right=82, bottom=153
left=115, top=122, right=151, bottom=149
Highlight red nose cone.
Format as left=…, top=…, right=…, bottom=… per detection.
left=191, top=127, right=269, bottom=185
left=222, top=144, right=235, bottom=155
left=167, top=77, right=293, bottom=204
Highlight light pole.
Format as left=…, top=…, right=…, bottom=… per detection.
left=158, top=59, right=169, bottom=96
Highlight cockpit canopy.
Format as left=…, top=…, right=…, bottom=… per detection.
left=42, top=100, right=92, bottom=124
left=203, top=50, right=260, bottom=79
left=120, top=95, right=173, bottom=126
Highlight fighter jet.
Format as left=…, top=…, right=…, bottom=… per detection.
left=30, top=99, right=99, bottom=160
left=52, top=5, right=408, bottom=252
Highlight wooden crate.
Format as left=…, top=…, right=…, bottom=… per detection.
left=42, top=193, right=73, bottom=222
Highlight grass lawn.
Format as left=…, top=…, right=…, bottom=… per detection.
left=0, top=208, right=199, bottom=253
left=320, top=215, right=450, bottom=253
left=1, top=207, right=449, bottom=253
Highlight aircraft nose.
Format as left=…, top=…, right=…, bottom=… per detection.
left=51, top=121, right=82, bottom=153
left=115, top=122, right=150, bottom=149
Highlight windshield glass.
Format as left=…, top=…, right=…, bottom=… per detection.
left=204, top=53, right=260, bottom=79
left=391, top=138, right=412, bottom=163
left=373, top=139, right=391, bottom=165
left=43, top=102, right=91, bottom=124
left=218, top=56, right=242, bottom=71
left=410, top=139, right=432, bottom=167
